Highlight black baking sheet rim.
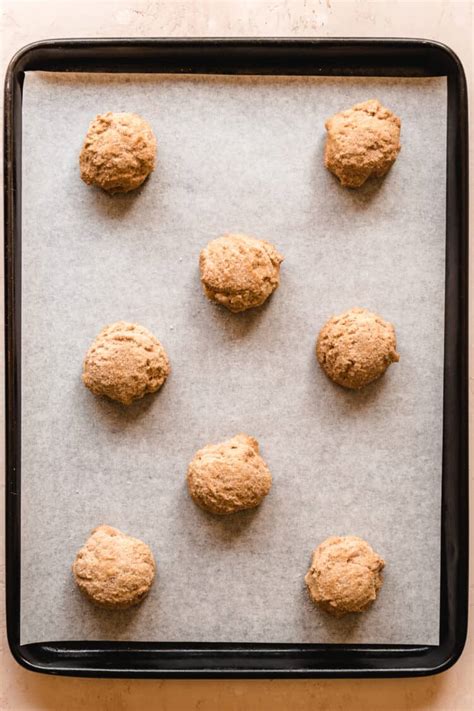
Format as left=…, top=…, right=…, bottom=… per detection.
left=4, top=38, right=468, bottom=678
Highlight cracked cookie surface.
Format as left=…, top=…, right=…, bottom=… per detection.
left=80, top=112, right=157, bottom=193
left=325, top=99, right=401, bottom=188
left=83, top=321, right=170, bottom=405
left=305, top=535, right=385, bottom=617
left=73, top=525, right=156, bottom=609
left=199, top=233, right=284, bottom=312
left=316, top=307, right=399, bottom=389
left=187, top=434, right=272, bottom=514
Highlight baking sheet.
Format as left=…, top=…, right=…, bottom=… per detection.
left=20, top=72, right=447, bottom=645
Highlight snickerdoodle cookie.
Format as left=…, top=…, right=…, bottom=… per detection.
left=325, top=100, right=401, bottom=188
left=316, top=307, right=399, bottom=389
left=73, top=525, right=156, bottom=608
left=83, top=321, right=170, bottom=405
left=199, top=233, right=284, bottom=312
left=79, top=112, right=157, bottom=193
left=305, top=535, right=385, bottom=617
left=187, top=434, right=272, bottom=514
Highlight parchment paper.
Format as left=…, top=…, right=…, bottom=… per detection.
left=20, top=72, right=447, bottom=645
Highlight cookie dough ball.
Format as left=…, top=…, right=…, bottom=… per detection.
left=305, top=536, right=385, bottom=617
left=325, top=100, right=401, bottom=188
left=316, top=307, right=399, bottom=389
left=73, top=525, right=156, bottom=608
left=199, top=233, right=284, bottom=313
left=79, top=112, right=157, bottom=193
left=83, top=321, right=170, bottom=405
left=187, top=433, right=272, bottom=514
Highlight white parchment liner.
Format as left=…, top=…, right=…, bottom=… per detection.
left=20, top=73, right=446, bottom=644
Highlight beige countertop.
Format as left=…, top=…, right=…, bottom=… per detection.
left=1, top=1, right=472, bottom=709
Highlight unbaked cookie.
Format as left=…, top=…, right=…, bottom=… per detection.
left=79, top=112, right=157, bottom=193
left=83, top=321, right=170, bottom=405
left=73, top=525, right=156, bottom=608
left=325, top=100, right=401, bottom=188
left=305, top=535, right=385, bottom=617
left=187, top=433, right=272, bottom=514
left=199, top=233, right=284, bottom=312
left=316, top=307, right=399, bottom=389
